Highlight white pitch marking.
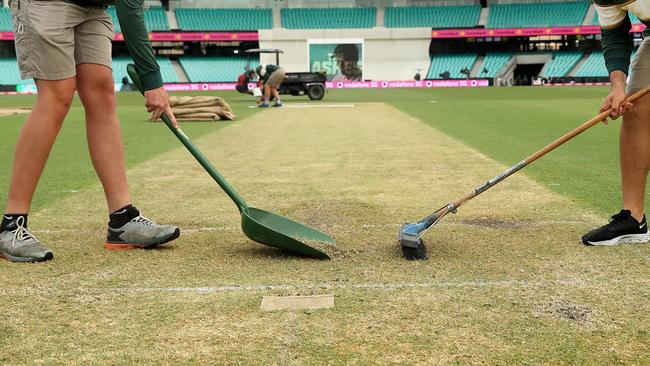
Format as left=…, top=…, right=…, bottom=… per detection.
left=283, top=104, right=355, bottom=109
left=101, top=279, right=587, bottom=295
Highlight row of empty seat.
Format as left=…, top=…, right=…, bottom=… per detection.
left=175, top=8, right=273, bottom=31
left=281, top=7, right=376, bottom=29
left=179, top=57, right=259, bottom=82
left=487, top=1, right=589, bottom=28
left=477, top=53, right=512, bottom=78
left=385, top=5, right=480, bottom=29
left=107, top=6, right=169, bottom=33
left=542, top=52, right=582, bottom=77
left=427, top=54, right=478, bottom=79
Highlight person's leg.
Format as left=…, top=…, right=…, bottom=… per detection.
left=4, top=78, right=77, bottom=214
left=620, top=93, right=650, bottom=221
left=75, top=63, right=131, bottom=213
left=263, top=84, right=271, bottom=104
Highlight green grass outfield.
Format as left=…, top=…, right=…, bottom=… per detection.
left=0, top=86, right=623, bottom=215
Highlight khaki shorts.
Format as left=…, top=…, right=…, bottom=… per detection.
left=628, top=37, right=650, bottom=93
left=266, top=67, right=286, bottom=88
left=10, top=0, right=114, bottom=81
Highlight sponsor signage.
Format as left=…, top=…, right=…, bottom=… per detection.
left=431, top=24, right=646, bottom=39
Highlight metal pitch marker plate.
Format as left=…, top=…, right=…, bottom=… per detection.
left=260, top=295, right=335, bottom=311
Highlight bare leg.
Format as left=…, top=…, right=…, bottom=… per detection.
left=272, top=87, right=281, bottom=102
left=620, top=93, right=650, bottom=221
left=263, top=85, right=271, bottom=103
left=4, top=78, right=76, bottom=214
left=76, top=64, right=131, bottom=213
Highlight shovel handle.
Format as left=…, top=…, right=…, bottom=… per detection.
left=126, top=64, right=249, bottom=212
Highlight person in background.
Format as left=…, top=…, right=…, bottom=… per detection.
left=256, top=63, right=286, bottom=108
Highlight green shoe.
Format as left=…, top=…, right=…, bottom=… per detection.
left=105, top=215, right=180, bottom=250
left=0, top=216, right=54, bottom=262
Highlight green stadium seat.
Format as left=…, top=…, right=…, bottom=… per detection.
left=112, top=57, right=179, bottom=83
left=477, top=53, right=512, bottom=78
left=543, top=51, right=582, bottom=77
left=385, top=5, right=480, bottom=29
left=574, top=49, right=637, bottom=77
left=107, top=6, right=170, bottom=32
left=427, top=54, right=477, bottom=79
left=488, top=1, right=589, bottom=28
left=281, top=8, right=376, bottom=29
left=175, top=8, right=273, bottom=31
left=179, top=57, right=259, bottom=83
left=0, top=58, right=29, bottom=85
left=0, top=7, right=12, bottom=32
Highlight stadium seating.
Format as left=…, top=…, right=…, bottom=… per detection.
left=107, top=6, right=170, bottom=32
left=180, top=57, right=259, bottom=82
left=0, top=58, right=27, bottom=85
left=574, top=49, right=638, bottom=77
left=488, top=1, right=589, bottom=28
left=175, top=8, right=273, bottom=31
left=542, top=51, right=582, bottom=77
left=426, top=54, right=477, bottom=79
left=0, top=6, right=12, bottom=32
left=477, top=53, right=512, bottom=78
left=281, top=8, right=376, bottom=29
left=111, top=57, right=179, bottom=83
left=384, top=5, right=480, bottom=28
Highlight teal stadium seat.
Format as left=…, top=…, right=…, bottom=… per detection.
left=180, top=57, right=260, bottom=83
left=574, top=49, right=637, bottom=77
left=0, top=7, right=12, bottom=32
left=281, top=8, right=376, bottom=29
left=385, top=5, right=481, bottom=28
left=477, top=53, right=512, bottom=78
left=107, top=6, right=170, bottom=32
left=175, top=8, right=273, bottom=31
left=543, top=51, right=582, bottom=77
left=0, top=58, right=29, bottom=85
left=427, top=54, right=477, bottom=79
left=112, top=57, right=179, bottom=83
left=488, top=1, right=589, bottom=28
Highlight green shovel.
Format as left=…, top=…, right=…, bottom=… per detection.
left=127, top=64, right=335, bottom=259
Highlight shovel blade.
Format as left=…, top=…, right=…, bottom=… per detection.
left=241, top=207, right=335, bottom=259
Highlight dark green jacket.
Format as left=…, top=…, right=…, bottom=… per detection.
left=68, top=0, right=162, bottom=90
left=593, top=0, right=650, bottom=76
left=256, top=64, right=280, bottom=85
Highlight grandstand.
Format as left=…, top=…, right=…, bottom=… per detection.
left=281, top=8, right=376, bottom=29
left=384, top=5, right=481, bottom=29
left=0, top=6, right=11, bottom=32
left=111, top=57, right=179, bottom=83
left=487, top=1, right=589, bottom=28
left=180, top=57, right=258, bottom=83
left=542, top=52, right=582, bottom=78
left=477, top=53, right=512, bottom=78
left=0, top=58, right=27, bottom=85
left=107, top=6, right=170, bottom=32
left=427, top=54, right=477, bottom=79
left=175, top=8, right=273, bottom=31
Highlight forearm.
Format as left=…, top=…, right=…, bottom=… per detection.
left=610, top=70, right=627, bottom=92
left=115, top=0, right=162, bottom=90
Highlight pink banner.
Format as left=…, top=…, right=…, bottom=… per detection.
left=164, top=83, right=237, bottom=92
left=326, top=79, right=489, bottom=89
left=432, top=24, right=646, bottom=39
left=0, top=32, right=258, bottom=42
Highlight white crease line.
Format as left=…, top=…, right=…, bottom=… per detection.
left=32, top=227, right=239, bottom=234
left=283, top=104, right=355, bottom=108
left=362, top=220, right=589, bottom=229
left=102, top=280, right=587, bottom=294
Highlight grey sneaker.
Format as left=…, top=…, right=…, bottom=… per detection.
left=105, top=215, right=180, bottom=250
left=0, top=216, right=53, bottom=262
